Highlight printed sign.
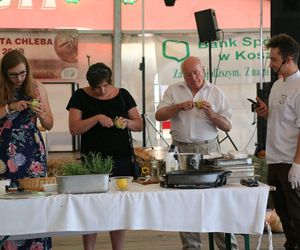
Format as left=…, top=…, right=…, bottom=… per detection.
left=0, top=30, right=78, bottom=79
left=155, top=31, right=271, bottom=85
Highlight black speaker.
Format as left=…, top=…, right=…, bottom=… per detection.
left=164, top=0, right=176, bottom=6
left=271, top=0, right=300, bottom=81
left=194, top=9, right=220, bottom=42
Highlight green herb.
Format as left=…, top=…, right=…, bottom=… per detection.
left=62, top=152, right=114, bottom=176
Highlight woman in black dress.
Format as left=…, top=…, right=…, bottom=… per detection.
left=66, top=62, right=143, bottom=250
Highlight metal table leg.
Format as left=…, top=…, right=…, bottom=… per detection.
left=225, top=233, right=231, bottom=250
left=208, top=233, right=215, bottom=250
left=210, top=233, right=250, bottom=250
left=243, top=234, right=250, bottom=250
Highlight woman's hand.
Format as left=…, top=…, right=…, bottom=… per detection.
left=98, top=114, right=114, bottom=128
left=9, top=100, right=30, bottom=112
left=114, top=116, right=128, bottom=129
left=30, top=101, right=47, bottom=120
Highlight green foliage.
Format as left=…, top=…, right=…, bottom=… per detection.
left=62, top=152, right=114, bottom=176
left=252, top=155, right=267, bottom=183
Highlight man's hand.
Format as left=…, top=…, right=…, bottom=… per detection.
left=255, top=97, right=268, bottom=119
left=198, top=100, right=231, bottom=132
left=179, top=100, right=194, bottom=111
left=199, top=100, right=213, bottom=116
left=288, top=162, right=300, bottom=189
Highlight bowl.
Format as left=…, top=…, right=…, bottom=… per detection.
left=110, top=176, right=134, bottom=191
left=42, top=183, right=58, bottom=193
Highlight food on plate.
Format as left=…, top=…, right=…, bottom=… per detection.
left=194, top=100, right=204, bottom=109
left=116, top=178, right=128, bottom=190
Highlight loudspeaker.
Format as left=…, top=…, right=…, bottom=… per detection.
left=271, top=0, right=300, bottom=81
left=271, top=0, right=300, bottom=39
left=194, top=9, right=220, bottom=42
left=164, top=0, right=176, bottom=6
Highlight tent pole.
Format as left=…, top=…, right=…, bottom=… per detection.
left=208, top=40, right=238, bottom=151
left=140, top=0, right=146, bottom=147
left=259, top=0, right=263, bottom=90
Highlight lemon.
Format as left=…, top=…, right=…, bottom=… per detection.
left=116, top=178, right=128, bottom=190
left=195, top=100, right=203, bottom=109
left=114, top=117, right=124, bottom=129
left=31, top=99, right=39, bottom=108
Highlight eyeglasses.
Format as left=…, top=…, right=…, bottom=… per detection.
left=7, top=70, right=27, bottom=79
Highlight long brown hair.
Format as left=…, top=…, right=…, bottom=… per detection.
left=0, top=50, right=35, bottom=105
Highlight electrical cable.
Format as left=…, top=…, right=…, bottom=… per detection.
left=213, top=29, right=224, bottom=85
left=243, top=123, right=257, bottom=152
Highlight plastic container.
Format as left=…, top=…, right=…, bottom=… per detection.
left=165, top=152, right=179, bottom=173
left=150, top=159, right=159, bottom=181
left=110, top=176, right=134, bottom=191
left=42, top=183, right=58, bottom=193
left=0, top=180, right=10, bottom=194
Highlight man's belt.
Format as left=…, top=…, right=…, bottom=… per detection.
left=172, top=138, right=217, bottom=146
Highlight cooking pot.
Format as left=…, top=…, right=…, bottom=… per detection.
left=176, top=153, right=203, bottom=170
left=160, top=168, right=231, bottom=189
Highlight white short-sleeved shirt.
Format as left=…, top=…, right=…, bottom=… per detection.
left=157, top=81, right=232, bottom=143
left=266, top=70, right=300, bottom=164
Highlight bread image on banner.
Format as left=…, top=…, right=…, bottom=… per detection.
left=54, top=31, right=78, bottom=63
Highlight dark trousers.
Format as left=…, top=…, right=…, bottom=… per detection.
left=268, top=163, right=300, bottom=250
left=111, top=157, right=134, bottom=177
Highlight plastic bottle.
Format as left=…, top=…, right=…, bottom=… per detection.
left=150, top=159, right=159, bottom=181
left=165, top=150, right=179, bottom=172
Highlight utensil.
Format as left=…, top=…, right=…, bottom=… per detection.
left=177, top=153, right=205, bottom=170
left=161, top=169, right=231, bottom=189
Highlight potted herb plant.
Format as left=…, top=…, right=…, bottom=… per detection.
left=57, top=152, right=114, bottom=194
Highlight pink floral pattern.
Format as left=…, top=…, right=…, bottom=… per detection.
left=3, top=240, right=17, bottom=250
left=0, top=87, right=51, bottom=249
left=29, top=161, right=45, bottom=176
left=29, top=242, right=44, bottom=250
left=7, top=159, right=18, bottom=173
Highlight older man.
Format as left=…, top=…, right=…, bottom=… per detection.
left=155, top=56, right=237, bottom=250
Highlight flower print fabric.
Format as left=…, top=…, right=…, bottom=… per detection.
left=0, top=88, right=47, bottom=183
left=2, top=238, right=51, bottom=250
left=0, top=88, right=51, bottom=250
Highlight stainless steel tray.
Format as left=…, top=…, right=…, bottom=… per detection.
left=0, top=191, right=50, bottom=199
left=57, top=174, right=109, bottom=194
left=210, top=157, right=252, bottom=166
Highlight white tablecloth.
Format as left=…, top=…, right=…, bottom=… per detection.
left=0, top=182, right=269, bottom=239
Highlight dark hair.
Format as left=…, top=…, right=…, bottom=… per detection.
left=86, top=63, right=112, bottom=88
left=266, top=33, right=300, bottom=63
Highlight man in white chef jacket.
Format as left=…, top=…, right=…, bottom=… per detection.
left=256, top=33, right=300, bottom=250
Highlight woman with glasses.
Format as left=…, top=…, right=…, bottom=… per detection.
left=0, top=49, right=53, bottom=250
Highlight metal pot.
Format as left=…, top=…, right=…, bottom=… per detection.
left=160, top=168, right=231, bottom=189
left=177, top=153, right=205, bottom=170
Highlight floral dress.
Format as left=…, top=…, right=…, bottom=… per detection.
left=0, top=87, right=51, bottom=250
